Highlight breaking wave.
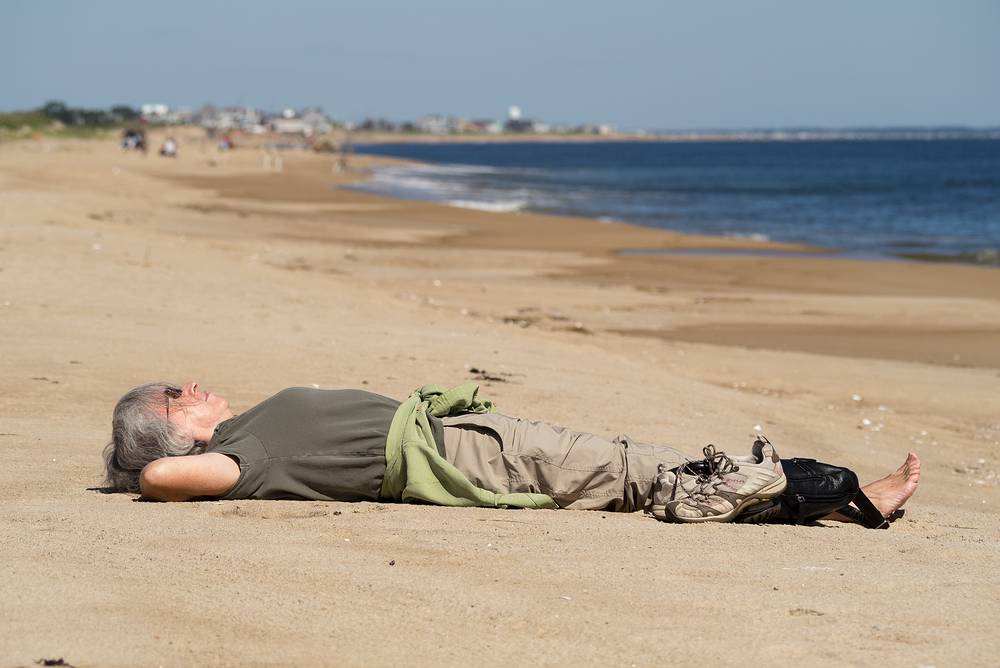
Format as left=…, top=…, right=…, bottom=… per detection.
left=446, top=199, right=527, bottom=213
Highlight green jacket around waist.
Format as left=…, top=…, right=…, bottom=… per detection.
left=379, top=383, right=557, bottom=509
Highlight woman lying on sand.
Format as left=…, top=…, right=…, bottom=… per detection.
left=103, top=381, right=920, bottom=525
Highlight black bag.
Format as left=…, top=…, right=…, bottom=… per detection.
left=737, top=457, right=889, bottom=529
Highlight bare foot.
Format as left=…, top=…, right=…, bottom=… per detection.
left=861, top=452, right=921, bottom=517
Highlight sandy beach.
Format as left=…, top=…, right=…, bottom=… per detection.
left=2, top=132, right=999, bottom=666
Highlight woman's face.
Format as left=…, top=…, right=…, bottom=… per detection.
left=165, top=381, right=233, bottom=440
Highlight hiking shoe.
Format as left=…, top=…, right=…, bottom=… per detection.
left=649, top=436, right=787, bottom=523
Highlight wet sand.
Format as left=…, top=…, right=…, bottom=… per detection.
left=621, top=323, right=1000, bottom=368
left=1, top=132, right=998, bottom=667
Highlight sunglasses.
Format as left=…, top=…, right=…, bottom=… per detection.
left=164, top=386, right=183, bottom=418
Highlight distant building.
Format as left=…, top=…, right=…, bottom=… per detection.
left=196, top=106, right=263, bottom=132
left=191, top=105, right=333, bottom=136
left=299, top=108, right=333, bottom=135
left=357, top=117, right=397, bottom=132
left=140, top=104, right=193, bottom=124
left=269, top=117, right=306, bottom=134
left=411, top=115, right=502, bottom=134
left=269, top=108, right=333, bottom=136
left=141, top=103, right=169, bottom=119
left=416, top=115, right=449, bottom=135
left=344, top=106, right=624, bottom=137
left=464, top=118, right=502, bottom=134
left=503, top=105, right=543, bottom=133
left=505, top=118, right=540, bottom=133
left=572, top=123, right=616, bottom=135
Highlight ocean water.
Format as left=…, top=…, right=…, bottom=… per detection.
left=350, top=140, right=1000, bottom=264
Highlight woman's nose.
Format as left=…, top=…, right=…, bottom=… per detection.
left=184, top=381, right=199, bottom=396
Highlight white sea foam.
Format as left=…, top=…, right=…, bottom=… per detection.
left=369, top=174, right=460, bottom=196
left=728, top=232, right=771, bottom=242
left=387, top=163, right=500, bottom=176
left=362, top=169, right=462, bottom=200
left=360, top=163, right=532, bottom=214
left=446, top=199, right=527, bottom=213
left=363, top=165, right=489, bottom=198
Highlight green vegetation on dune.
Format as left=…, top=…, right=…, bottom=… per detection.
left=0, top=110, right=51, bottom=130
left=0, top=100, right=139, bottom=139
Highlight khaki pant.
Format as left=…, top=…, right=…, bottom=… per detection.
left=441, top=413, right=688, bottom=512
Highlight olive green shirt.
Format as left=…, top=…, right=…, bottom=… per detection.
left=205, top=387, right=444, bottom=501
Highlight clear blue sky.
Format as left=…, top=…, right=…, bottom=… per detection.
left=3, top=0, right=998, bottom=129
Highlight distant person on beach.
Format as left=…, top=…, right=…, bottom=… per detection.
left=103, top=382, right=919, bottom=526
left=337, top=141, right=351, bottom=173
left=159, top=137, right=178, bottom=158
left=120, top=128, right=146, bottom=153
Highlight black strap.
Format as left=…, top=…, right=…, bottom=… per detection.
left=847, top=490, right=890, bottom=529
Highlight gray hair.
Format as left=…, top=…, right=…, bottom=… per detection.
left=103, top=382, right=206, bottom=493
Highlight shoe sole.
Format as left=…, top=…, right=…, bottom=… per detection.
left=649, top=475, right=787, bottom=523
left=733, top=499, right=784, bottom=524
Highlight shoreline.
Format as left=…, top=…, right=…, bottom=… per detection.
left=347, top=140, right=1000, bottom=269
left=339, top=155, right=831, bottom=257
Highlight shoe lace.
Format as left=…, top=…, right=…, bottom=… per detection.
left=671, top=445, right=740, bottom=500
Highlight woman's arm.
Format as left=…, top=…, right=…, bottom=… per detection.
left=139, top=453, right=241, bottom=502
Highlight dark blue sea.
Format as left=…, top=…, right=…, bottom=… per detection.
left=351, top=140, right=1000, bottom=264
